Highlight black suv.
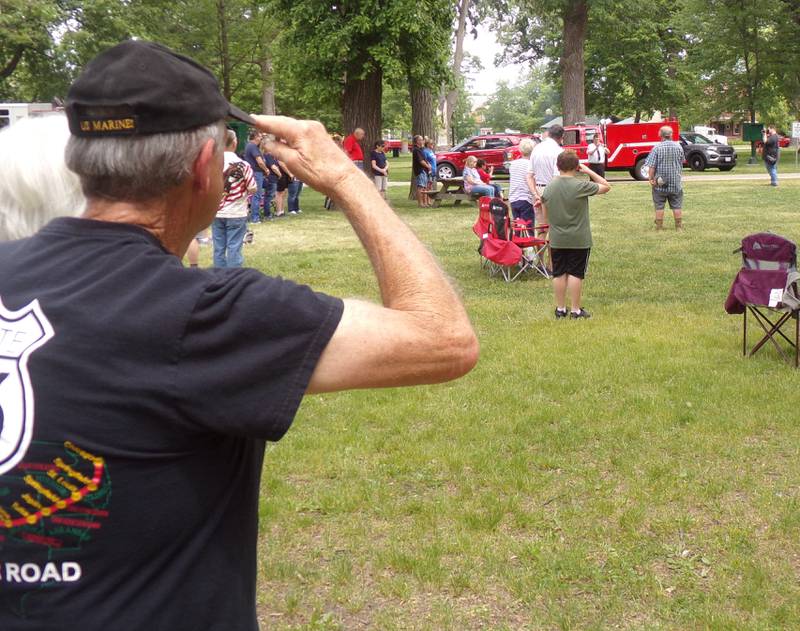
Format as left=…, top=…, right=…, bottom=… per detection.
left=679, top=132, right=737, bottom=172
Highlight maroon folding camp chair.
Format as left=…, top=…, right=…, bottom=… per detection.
left=725, top=232, right=800, bottom=367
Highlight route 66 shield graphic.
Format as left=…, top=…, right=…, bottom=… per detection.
left=0, top=298, right=54, bottom=475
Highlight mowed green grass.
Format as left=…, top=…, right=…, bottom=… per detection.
left=199, top=175, right=800, bottom=630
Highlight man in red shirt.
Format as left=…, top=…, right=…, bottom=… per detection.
left=343, top=128, right=365, bottom=170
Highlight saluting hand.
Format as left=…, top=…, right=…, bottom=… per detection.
left=255, top=115, right=364, bottom=198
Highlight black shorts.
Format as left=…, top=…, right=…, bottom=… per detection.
left=551, top=248, right=591, bottom=279
left=276, top=173, right=290, bottom=192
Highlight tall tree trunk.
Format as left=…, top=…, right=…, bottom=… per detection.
left=261, top=53, right=276, bottom=115
left=560, top=0, right=588, bottom=125
left=0, top=45, right=25, bottom=80
left=216, top=0, right=231, bottom=100
left=410, top=83, right=435, bottom=139
left=342, top=66, right=383, bottom=162
left=440, top=0, right=470, bottom=145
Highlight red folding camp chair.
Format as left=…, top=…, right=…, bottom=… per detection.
left=473, top=197, right=522, bottom=280
left=509, top=216, right=551, bottom=280
left=473, top=196, right=551, bottom=282
left=724, top=232, right=800, bottom=367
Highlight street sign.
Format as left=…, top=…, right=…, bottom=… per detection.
left=792, top=121, right=800, bottom=138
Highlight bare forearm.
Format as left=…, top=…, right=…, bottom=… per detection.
left=331, top=173, right=465, bottom=318
left=526, top=173, right=539, bottom=197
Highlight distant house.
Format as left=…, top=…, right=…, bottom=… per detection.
left=708, top=114, right=743, bottom=139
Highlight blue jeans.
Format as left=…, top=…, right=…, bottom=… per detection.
left=469, top=184, right=495, bottom=198
left=511, top=200, right=535, bottom=225
left=766, top=160, right=778, bottom=185
left=212, top=217, right=248, bottom=268
left=288, top=180, right=303, bottom=212
left=262, top=177, right=278, bottom=217
left=250, top=171, right=264, bottom=222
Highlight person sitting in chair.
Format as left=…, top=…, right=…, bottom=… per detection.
left=463, top=156, right=497, bottom=198
left=475, top=159, right=503, bottom=198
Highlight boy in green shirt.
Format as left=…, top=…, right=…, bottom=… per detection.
left=540, top=150, right=610, bottom=319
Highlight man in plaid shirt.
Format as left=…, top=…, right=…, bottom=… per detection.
left=644, top=126, right=685, bottom=231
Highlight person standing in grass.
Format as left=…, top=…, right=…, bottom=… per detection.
left=645, top=126, right=685, bottom=230
left=370, top=140, right=389, bottom=199
left=541, top=150, right=610, bottom=320
left=343, top=127, right=365, bottom=170
left=423, top=138, right=437, bottom=191
left=214, top=129, right=256, bottom=267
left=412, top=135, right=431, bottom=207
left=586, top=135, right=609, bottom=177
left=528, top=124, right=564, bottom=227
left=0, top=40, right=478, bottom=630
left=508, top=138, right=536, bottom=225
left=762, top=125, right=780, bottom=187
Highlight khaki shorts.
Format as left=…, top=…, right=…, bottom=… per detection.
left=374, top=175, right=388, bottom=191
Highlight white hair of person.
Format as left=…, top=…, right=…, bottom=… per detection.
left=518, top=138, right=535, bottom=157
left=65, top=120, right=226, bottom=202
left=0, top=114, right=86, bottom=241
left=660, top=125, right=673, bottom=139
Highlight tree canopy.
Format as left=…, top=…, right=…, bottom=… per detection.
left=1, top=0, right=799, bottom=140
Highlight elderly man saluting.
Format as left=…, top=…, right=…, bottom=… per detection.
left=0, top=41, right=478, bottom=630
left=644, top=125, right=685, bottom=231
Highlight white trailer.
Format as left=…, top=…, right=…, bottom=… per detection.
left=0, top=103, right=57, bottom=129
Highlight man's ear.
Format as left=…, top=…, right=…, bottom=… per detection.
left=192, top=138, right=219, bottom=194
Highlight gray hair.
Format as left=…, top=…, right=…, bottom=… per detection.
left=659, top=126, right=673, bottom=139
left=0, top=114, right=85, bottom=241
left=225, top=129, right=238, bottom=148
left=65, top=120, right=226, bottom=201
left=518, top=138, right=535, bottom=157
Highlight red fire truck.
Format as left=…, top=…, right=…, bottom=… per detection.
left=505, top=120, right=681, bottom=181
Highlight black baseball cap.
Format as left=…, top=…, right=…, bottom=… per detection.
left=65, top=40, right=256, bottom=137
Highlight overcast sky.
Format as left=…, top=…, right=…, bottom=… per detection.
left=462, top=24, right=529, bottom=108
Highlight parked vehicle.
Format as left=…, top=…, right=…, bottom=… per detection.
left=434, top=133, right=538, bottom=179
left=504, top=121, right=681, bottom=180
left=383, top=138, right=413, bottom=157
left=679, top=132, right=737, bottom=171
left=693, top=125, right=729, bottom=145
left=755, top=134, right=792, bottom=150
left=0, top=102, right=56, bottom=129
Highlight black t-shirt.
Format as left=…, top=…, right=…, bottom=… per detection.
left=243, top=141, right=263, bottom=174
left=263, top=152, right=279, bottom=181
left=412, top=147, right=426, bottom=176
left=370, top=150, right=387, bottom=173
left=0, top=218, right=343, bottom=630
left=764, top=133, right=780, bottom=161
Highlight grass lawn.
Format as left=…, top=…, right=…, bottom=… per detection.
left=386, top=148, right=800, bottom=184
left=199, top=175, right=800, bottom=629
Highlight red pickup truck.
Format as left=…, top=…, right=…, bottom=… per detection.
left=505, top=121, right=681, bottom=180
